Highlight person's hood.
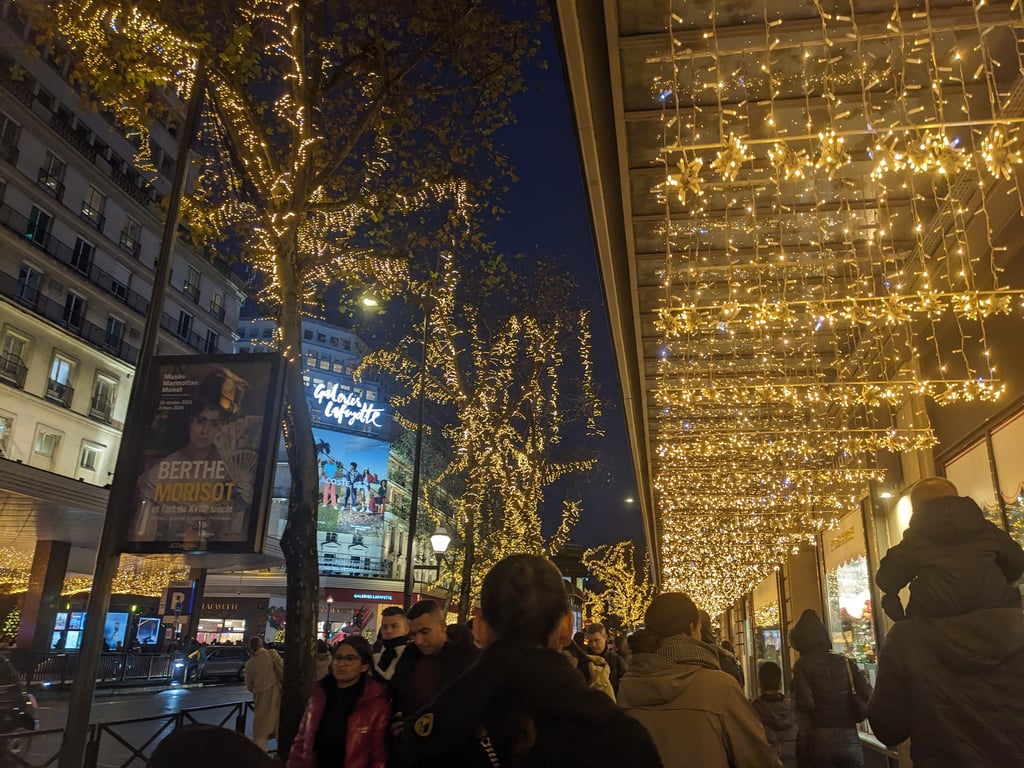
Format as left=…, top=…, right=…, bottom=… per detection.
left=789, top=609, right=831, bottom=653
left=908, top=495, right=988, bottom=542
left=444, top=641, right=621, bottom=723
left=587, top=653, right=609, bottom=671
left=617, top=652, right=705, bottom=707
left=754, top=693, right=794, bottom=732
left=916, top=607, right=1024, bottom=670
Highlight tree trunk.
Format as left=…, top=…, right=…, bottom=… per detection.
left=275, top=235, right=319, bottom=759
left=457, top=511, right=475, bottom=623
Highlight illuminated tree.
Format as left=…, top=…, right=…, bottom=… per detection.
left=363, top=253, right=603, bottom=620
left=27, top=0, right=543, bottom=753
left=582, top=541, right=655, bottom=631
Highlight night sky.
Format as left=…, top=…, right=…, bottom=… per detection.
left=487, top=20, right=646, bottom=551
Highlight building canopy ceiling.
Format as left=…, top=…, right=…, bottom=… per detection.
left=556, top=0, right=1024, bottom=611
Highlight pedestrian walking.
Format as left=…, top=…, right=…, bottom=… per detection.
left=752, top=661, right=797, bottom=768
left=618, top=593, right=780, bottom=768
left=244, top=636, right=283, bottom=750
left=789, top=609, right=870, bottom=768
left=287, top=636, right=389, bottom=768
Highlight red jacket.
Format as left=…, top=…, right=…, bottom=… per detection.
left=287, top=676, right=389, bottom=768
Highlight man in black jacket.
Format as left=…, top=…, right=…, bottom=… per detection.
left=584, top=622, right=627, bottom=694
left=395, top=555, right=661, bottom=768
left=388, top=600, right=476, bottom=726
left=868, top=606, right=1024, bottom=765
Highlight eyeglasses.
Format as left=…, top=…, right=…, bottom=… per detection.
left=332, top=654, right=362, bottom=665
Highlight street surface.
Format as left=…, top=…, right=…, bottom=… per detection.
left=21, top=682, right=261, bottom=767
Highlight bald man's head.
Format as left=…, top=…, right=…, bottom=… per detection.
left=909, top=477, right=959, bottom=508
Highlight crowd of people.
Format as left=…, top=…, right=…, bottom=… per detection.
left=210, top=476, right=1024, bottom=767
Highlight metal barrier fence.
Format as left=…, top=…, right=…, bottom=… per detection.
left=25, top=654, right=175, bottom=688
left=0, top=700, right=257, bottom=768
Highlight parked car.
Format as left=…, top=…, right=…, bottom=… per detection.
left=192, top=646, right=250, bottom=683
left=0, top=655, right=38, bottom=756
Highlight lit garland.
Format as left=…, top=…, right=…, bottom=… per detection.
left=0, top=549, right=188, bottom=597
left=360, top=254, right=603, bottom=614
left=582, top=541, right=654, bottom=631
left=646, top=0, right=1024, bottom=614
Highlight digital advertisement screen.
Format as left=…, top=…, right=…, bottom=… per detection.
left=54, top=612, right=67, bottom=631
left=103, top=612, right=129, bottom=650
left=65, top=630, right=82, bottom=650
left=136, top=617, right=162, bottom=647
left=68, top=612, right=84, bottom=631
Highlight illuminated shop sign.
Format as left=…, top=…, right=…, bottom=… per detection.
left=353, top=593, right=394, bottom=601
left=312, top=382, right=385, bottom=429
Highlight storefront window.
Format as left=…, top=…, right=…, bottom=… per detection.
left=197, top=618, right=246, bottom=644
left=945, top=439, right=1003, bottom=527
left=822, top=506, right=877, bottom=676
left=991, top=412, right=1024, bottom=547
left=751, top=572, right=783, bottom=686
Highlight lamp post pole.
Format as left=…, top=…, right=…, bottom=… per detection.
left=402, top=301, right=431, bottom=611
left=325, top=595, right=334, bottom=639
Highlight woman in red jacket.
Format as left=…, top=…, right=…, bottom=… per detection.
left=287, top=636, right=389, bottom=768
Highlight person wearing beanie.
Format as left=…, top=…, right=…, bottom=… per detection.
left=618, top=593, right=780, bottom=768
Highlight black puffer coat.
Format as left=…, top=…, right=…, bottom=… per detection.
left=752, top=693, right=798, bottom=768
left=875, top=495, right=1024, bottom=620
left=789, top=610, right=872, bottom=729
left=868, top=607, right=1024, bottom=766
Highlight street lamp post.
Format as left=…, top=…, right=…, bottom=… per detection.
left=402, top=300, right=431, bottom=610
left=325, top=595, right=334, bottom=639
left=430, top=526, right=452, bottom=612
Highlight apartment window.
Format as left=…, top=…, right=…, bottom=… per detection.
left=38, top=151, right=65, bottom=199
left=262, top=329, right=273, bottom=339
left=0, top=332, right=28, bottom=388
left=16, top=263, right=41, bottom=303
left=79, top=442, right=101, bottom=471
left=331, top=362, right=343, bottom=373
left=109, top=263, right=130, bottom=302
left=0, top=112, right=20, bottom=163
left=81, top=186, right=106, bottom=231
left=342, top=340, right=351, bottom=350
left=105, top=316, right=125, bottom=349
left=305, top=354, right=317, bottom=367
left=210, top=292, right=225, bottom=321
left=183, top=266, right=201, bottom=303
left=316, top=332, right=326, bottom=343
left=71, top=238, right=94, bottom=274
left=33, top=429, right=60, bottom=458
left=319, top=359, right=330, bottom=371
left=176, top=311, right=193, bottom=341
left=330, top=336, right=339, bottom=347
left=325, top=532, right=338, bottom=544
left=204, top=330, right=219, bottom=354
left=119, top=217, right=141, bottom=256
left=26, top=206, right=52, bottom=244
left=90, top=376, right=116, bottom=422
left=47, top=354, right=74, bottom=406
left=63, top=292, right=86, bottom=329
left=303, top=329, right=313, bottom=340
left=0, top=414, right=12, bottom=457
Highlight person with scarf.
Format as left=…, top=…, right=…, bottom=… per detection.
left=618, top=593, right=780, bottom=768
left=372, top=606, right=409, bottom=682
left=287, top=636, right=389, bottom=768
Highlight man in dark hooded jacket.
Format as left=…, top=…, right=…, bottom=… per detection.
left=868, top=606, right=1024, bottom=765
left=394, top=554, right=661, bottom=768
left=875, top=476, right=1024, bottom=621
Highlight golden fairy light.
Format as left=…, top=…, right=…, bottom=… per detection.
left=649, top=0, right=1024, bottom=615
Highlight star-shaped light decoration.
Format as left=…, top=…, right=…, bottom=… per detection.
left=981, top=126, right=1023, bottom=180
left=924, top=132, right=971, bottom=176
left=768, top=142, right=810, bottom=181
left=673, top=154, right=704, bottom=203
left=815, top=129, right=849, bottom=179
left=711, top=134, right=752, bottom=182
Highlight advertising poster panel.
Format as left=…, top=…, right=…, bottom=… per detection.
left=116, top=354, right=285, bottom=554
left=313, top=425, right=390, bottom=535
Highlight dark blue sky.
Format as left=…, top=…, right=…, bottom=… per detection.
left=488, top=21, right=646, bottom=550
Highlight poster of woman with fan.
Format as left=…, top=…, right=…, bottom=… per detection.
left=124, top=356, right=284, bottom=553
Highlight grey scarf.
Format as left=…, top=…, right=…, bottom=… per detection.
left=656, top=632, right=722, bottom=671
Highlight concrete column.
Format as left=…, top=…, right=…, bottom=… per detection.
left=180, top=567, right=207, bottom=644
left=16, top=540, right=70, bottom=654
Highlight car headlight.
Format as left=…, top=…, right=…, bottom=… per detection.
left=174, top=662, right=185, bottom=668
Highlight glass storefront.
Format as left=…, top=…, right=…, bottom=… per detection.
left=751, top=572, right=784, bottom=687
left=944, top=439, right=1003, bottom=527
left=196, top=618, right=246, bottom=645
left=822, top=507, right=877, bottom=668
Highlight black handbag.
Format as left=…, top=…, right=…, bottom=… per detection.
left=843, top=656, right=869, bottom=723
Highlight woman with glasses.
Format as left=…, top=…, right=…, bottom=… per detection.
left=287, top=636, right=389, bottom=768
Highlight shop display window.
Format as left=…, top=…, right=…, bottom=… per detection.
left=751, top=573, right=783, bottom=688
left=822, top=508, right=877, bottom=679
